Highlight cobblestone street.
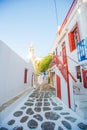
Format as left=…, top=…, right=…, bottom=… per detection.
left=0, top=0, right=87, bottom=130
left=0, top=85, right=87, bottom=130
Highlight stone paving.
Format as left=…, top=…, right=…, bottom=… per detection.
left=0, top=88, right=33, bottom=112
left=0, top=85, right=87, bottom=130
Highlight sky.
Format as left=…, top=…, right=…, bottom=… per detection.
left=0, top=0, right=73, bottom=59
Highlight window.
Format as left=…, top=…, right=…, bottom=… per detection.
left=53, top=51, right=55, bottom=55
left=24, top=69, right=28, bottom=84
left=77, top=39, right=87, bottom=62
left=76, top=66, right=82, bottom=82
left=55, top=47, right=58, bottom=55
left=68, top=23, right=80, bottom=52
left=73, top=27, right=80, bottom=45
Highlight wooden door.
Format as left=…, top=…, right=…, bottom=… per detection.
left=56, top=75, right=61, bottom=99
left=62, top=44, right=67, bottom=64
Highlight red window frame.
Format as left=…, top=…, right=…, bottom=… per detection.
left=56, top=75, right=61, bottom=99
left=68, top=22, right=80, bottom=52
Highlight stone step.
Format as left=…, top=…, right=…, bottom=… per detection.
left=80, top=88, right=87, bottom=93
left=74, top=94, right=87, bottom=101
left=75, top=100, right=87, bottom=108
left=76, top=107, right=87, bottom=119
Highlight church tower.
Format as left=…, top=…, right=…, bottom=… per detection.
left=29, top=44, right=35, bottom=61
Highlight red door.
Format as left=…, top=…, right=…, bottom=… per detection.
left=56, top=75, right=61, bottom=99
left=62, top=44, right=67, bottom=64
left=82, top=69, right=87, bottom=88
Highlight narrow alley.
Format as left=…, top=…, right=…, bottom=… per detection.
left=0, top=0, right=87, bottom=130
left=0, top=84, right=87, bottom=130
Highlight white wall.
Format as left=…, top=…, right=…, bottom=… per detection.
left=50, top=0, right=87, bottom=109
left=63, top=1, right=87, bottom=109
left=69, top=75, right=75, bottom=110
left=55, top=68, right=68, bottom=106
left=78, top=2, right=87, bottom=39
left=0, top=41, right=34, bottom=106
left=60, top=76, right=68, bottom=106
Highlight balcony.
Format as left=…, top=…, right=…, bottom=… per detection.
left=77, top=38, right=87, bottom=62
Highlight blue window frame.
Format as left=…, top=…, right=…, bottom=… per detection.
left=77, top=38, right=87, bottom=62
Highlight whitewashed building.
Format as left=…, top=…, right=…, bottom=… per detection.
left=0, top=41, right=35, bottom=106
left=50, top=0, right=87, bottom=119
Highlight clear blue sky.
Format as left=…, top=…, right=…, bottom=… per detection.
left=0, top=0, right=73, bottom=58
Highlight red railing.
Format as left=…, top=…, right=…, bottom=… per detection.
left=57, top=59, right=68, bottom=81
left=58, top=0, right=78, bottom=35
left=53, top=55, right=77, bottom=82
left=53, top=55, right=77, bottom=108
left=68, top=71, right=77, bottom=82
left=53, top=55, right=68, bottom=81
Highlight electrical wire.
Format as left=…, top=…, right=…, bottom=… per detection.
left=54, top=0, right=58, bottom=26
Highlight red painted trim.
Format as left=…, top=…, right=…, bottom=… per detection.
left=58, top=0, right=77, bottom=35
left=53, top=55, right=71, bottom=107
left=53, top=55, right=77, bottom=82
left=56, top=75, right=61, bottom=99
left=53, top=55, right=68, bottom=81
left=71, top=22, right=80, bottom=42
left=68, top=22, right=80, bottom=52
left=67, top=78, right=71, bottom=108
left=68, top=32, right=76, bottom=52
left=52, top=55, right=78, bottom=107
left=68, top=71, right=77, bottom=82
left=82, top=69, right=87, bottom=88
left=62, top=44, right=67, bottom=64
left=65, top=65, right=71, bottom=108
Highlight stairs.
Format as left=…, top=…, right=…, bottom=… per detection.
left=76, top=107, right=87, bottom=119
left=52, top=55, right=68, bottom=82
left=74, top=81, right=87, bottom=119
left=52, top=55, right=87, bottom=119
left=76, top=100, right=87, bottom=108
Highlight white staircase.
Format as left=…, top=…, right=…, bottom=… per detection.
left=73, top=81, right=87, bottom=119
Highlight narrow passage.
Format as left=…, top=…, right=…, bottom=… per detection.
left=0, top=84, right=87, bottom=130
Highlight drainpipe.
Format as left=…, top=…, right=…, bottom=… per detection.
left=66, top=64, right=71, bottom=108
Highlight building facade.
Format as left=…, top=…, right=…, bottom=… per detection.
left=0, top=41, right=35, bottom=106
left=50, top=0, right=87, bottom=118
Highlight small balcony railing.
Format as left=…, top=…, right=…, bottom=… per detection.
left=52, top=55, right=68, bottom=81
left=77, top=38, right=87, bottom=62
left=52, top=55, right=77, bottom=83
